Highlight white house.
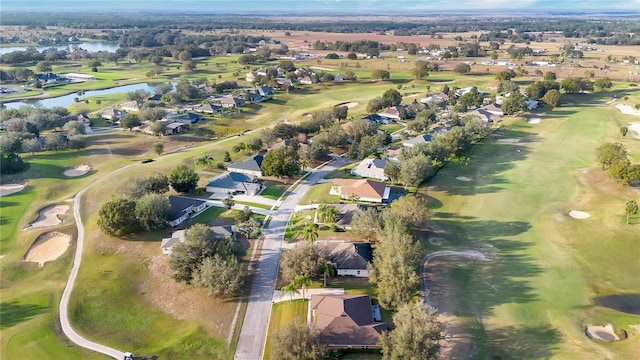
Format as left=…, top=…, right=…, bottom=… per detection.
left=330, top=179, right=390, bottom=203
left=350, top=158, right=388, bottom=181
left=226, top=155, right=264, bottom=178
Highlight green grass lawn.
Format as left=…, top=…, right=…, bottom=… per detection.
left=298, top=183, right=341, bottom=205
left=263, top=299, right=308, bottom=360
left=422, top=98, right=640, bottom=359
left=260, top=181, right=288, bottom=200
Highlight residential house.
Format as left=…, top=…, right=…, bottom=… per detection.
left=99, top=108, right=126, bottom=121
left=317, top=241, right=373, bottom=277
left=165, top=122, right=186, bottom=135
left=121, top=100, right=143, bottom=112
left=167, top=112, right=203, bottom=124
left=526, top=99, right=540, bottom=109
left=309, top=294, right=387, bottom=349
left=350, top=158, right=388, bottom=181
left=255, top=86, right=275, bottom=97
left=332, top=204, right=359, bottom=230
left=334, top=74, right=345, bottom=81
left=205, top=172, right=263, bottom=196
left=161, top=225, right=235, bottom=255
left=330, top=179, right=390, bottom=203
left=482, top=103, right=504, bottom=116
left=62, top=113, right=91, bottom=126
left=227, top=155, right=264, bottom=178
left=219, top=96, right=246, bottom=108
left=245, top=72, right=257, bottom=82
left=384, top=147, right=402, bottom=163
left=467, top=108, right=495, bottom=123
left=403, top=133, right=432, bottom=148
left=168, top=195, right=208, bottom=227
left=247, top=92, right=266, bottom=103
left=299, top=76, right=313, bottom=84
left=194, top=103, right=222, bottom=114
left=378, top=106, right=402, bottom=121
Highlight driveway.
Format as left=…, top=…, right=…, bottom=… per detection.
left=234, top=156, right=349, bottom=360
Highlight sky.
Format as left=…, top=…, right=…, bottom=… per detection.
left=1, top=0, right=639, bottom=13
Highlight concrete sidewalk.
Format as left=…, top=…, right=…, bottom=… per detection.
left=272, top=288, right=345, bottom=303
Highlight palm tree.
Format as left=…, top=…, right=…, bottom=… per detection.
left=294, top=274, right=312, bottom=299
left=298, top=224, right=319, bottom=242
left=323, top=207, right=338, bottom=226
left=321, top=261, right=335, bottom=287
left=625, top=200, right=638, bottom=224
left=195, top=155, right=215, bottom=170
left=281, top=282, right=297, bottom=302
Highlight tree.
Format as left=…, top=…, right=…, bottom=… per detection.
left=595, top=143, right=628, bottom=170
left=261, top=146, right=301, bottom=178
left=389, top=195, right=429, bottom=229
left=380, top=300, right=445, bottom=360
left=170, top=224, right=235, bottom=283
left=369, top=230, right=421, bottom=309
left=620, top=126, right=628, bottom=141
left=152, top=142, right=164, bottom=155
left=97, top=198, right=140, bottom=236
left=280, top=282, right=297, bottom=302
left=192, top=254, right=246, bottom=298
left=279, top=242, right=329, bottom=284
left=384, top=161, right=401, bottom=185
left=0, top=150, right=29, bottom=175
left=372, top=69, right=390, bottom=80
left=63, top=121, right=86, bottom=135
left=382, top=88, right=402, bottom=107
left=223, top=151, right=232, bottom=162
left=45, top=133, right=67, bottom=152
left=321, top=261, right=335, bottom=287
left=501, top=91, right=527, bottom=115
left=625, top=200, right=638, bottom=224
left=399, top=154, right=433, bottom=189
left=195, top=154, right=216, bottom=171
left=35, top=60, right=52, bottom=73
left=118, top=173, right=169, bottom=199
left=332, top=105, right=348, bottom=121
left=298, top=223, right=319, bottom=242
left=119, top=114, right=141, bottom=130
left=223, top=195, right=235, bottom=211
left=453, top=63, right=471, bottom=74
left=542, top=89, right=561, bottom=108
left=271, top=323, right=326, bottom=360
left=544, top=71, right=557, bottom=81
left=21, top=137, right=41, bottom=155
left=135, top=193, right=172, bottom=231
left=594, top=77, right=613, bottom=91
left=350, top=207, right=382, bottom=241
left=293, top=273, right=312, bottom=299
left=67, top=136, right=88, bottom=151
left=412, top=61, right=430, bottom=80
left=168, top=165, right=199, bottom=193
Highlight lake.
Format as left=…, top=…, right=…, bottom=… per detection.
left=0, top=42, right=119, bottom=55
left=2, top=83, right=174, bottom=109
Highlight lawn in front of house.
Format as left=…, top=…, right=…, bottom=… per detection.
left=260, top=181, right=288, bottom=200
left=263, top=299, right=309, bottom=360
left=298, top=182, right=341, bottom=205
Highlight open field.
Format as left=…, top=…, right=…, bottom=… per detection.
left=422, top=93, right=640, bottom=359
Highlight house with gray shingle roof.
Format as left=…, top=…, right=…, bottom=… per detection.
left=317, top=241, right=373, bottom=277
left=206, top=172, right=263, bottom=196
left=402, top=133, right=432, bottom=148
left=227, top=155, right=264, bottom=178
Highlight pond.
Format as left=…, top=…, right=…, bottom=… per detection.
left=2, top=82, right=174, bottom=109
left=0, top=42, right=119, bottom=55
left=593, top=294, right=640, bottom=315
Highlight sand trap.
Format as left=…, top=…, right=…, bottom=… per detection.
left=569, top=210, right=591, bottom=219
left=63, top=164, right=91, bottom=177
left=24, top=231, right=71, bottom=266
left=25, top=204, right=70, bottom=229
left=456, top=176, right=473, bottom=182
left=527, top=117, right=541, bottom=124
left=586, top=324, right=621, bottom=341
left=429, top=237, right=444, bottom=246
left=615, top=104, right=640, bottom=117
left=497, top=138, right=520, bottom=143
left=405, top=93, right=420, bottom=98
left=344, top=102, right=358, bottom=108
left=628, top=122, right=640, bottom=139
left=0, top=182, right=26, bottom=197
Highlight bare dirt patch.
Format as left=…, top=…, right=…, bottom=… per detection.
left=25, top=204, right=70, bottom=229
left=0, top=182, right=26, bottom=197
left=456, top=176, right=473, bottom=182
left=63, top=164, right=91, bottom=177
left=569, top=210, right=591, bottom=219
left=585, top=324, right=622, bottom=341
left=24, top=231, right=71, bottom=266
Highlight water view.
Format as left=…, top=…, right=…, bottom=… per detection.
left=2, top=82, right=173, bottom=109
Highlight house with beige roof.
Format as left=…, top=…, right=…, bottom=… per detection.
left=309, top=294, right=387, bottom=350
left=330, top=179, right=390, bottom=203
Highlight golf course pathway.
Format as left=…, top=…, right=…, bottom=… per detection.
left=234, top=156, right=349, bottom=360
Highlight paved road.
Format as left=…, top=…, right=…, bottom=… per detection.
left=234, top=156, right=348, bottom=360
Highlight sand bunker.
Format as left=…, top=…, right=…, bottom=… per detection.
left=527, top=117, right=541, bottom=124
left=336, top=102, right=359, bottom=108
left=63, top=164, right=91, bottom=177
left=497, top=138, right=520, bottom=143
left=569, top=210, right=591, bottom=219
left=628, top=122, right=640, bottom=139
left=586, top=324, right=621, bottom=341
left=615, top=104, right=640, bottom=117
left=456, top=176, right=473, bottom=182
left=0, top=182, right=26, bottom=197
left=25, top=204, right=70, bottom=229
left=24, top=231, right=71, bottom=266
